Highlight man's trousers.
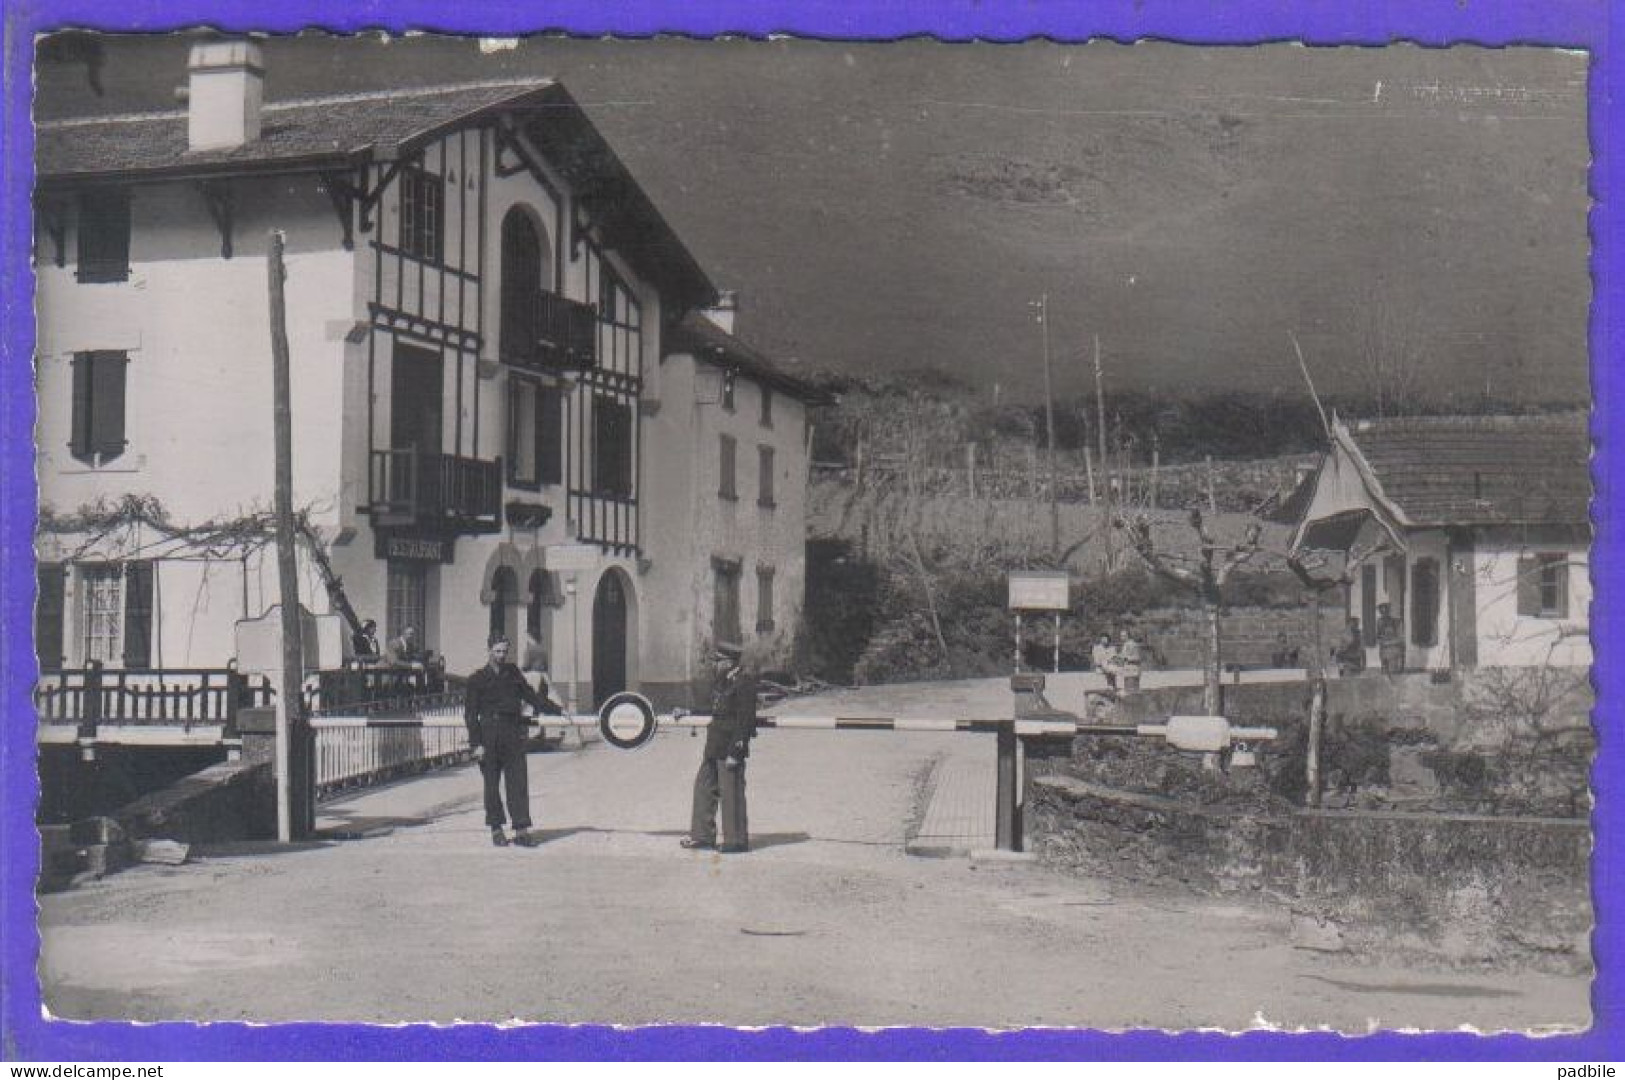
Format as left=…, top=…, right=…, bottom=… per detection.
left=479, top=719, right=532, bottom=830
left=690, top=757, right=748, bottom=847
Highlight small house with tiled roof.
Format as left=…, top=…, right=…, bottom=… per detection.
left=1291, top=413, right=1591, bottom=670
left=32, top=39, right=827, bottom=707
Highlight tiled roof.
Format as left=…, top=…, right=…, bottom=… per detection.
left=666, top=312, right=834, bottom=405
left=36, top=77, right=717, bottom=311
left=38, top=80, right=554, bottom=179
left=1344, top=413, right=1590, bottom=527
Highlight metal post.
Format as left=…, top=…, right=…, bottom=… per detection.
left=78, top=659, right=102, bottom=762
left=1053, top=612, right=1061, bottom=674
left=1013, top=612, right=1023, bottom=673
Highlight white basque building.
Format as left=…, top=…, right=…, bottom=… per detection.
left=1290, top=413, right=1591, bottom=671
left=33, top=41, right=828, bottom=710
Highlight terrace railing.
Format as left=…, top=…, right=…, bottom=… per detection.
left=34, top=663, right=274, bottom=737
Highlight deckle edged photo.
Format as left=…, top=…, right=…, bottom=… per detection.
left=27, top=32, right=1593, bottom=1032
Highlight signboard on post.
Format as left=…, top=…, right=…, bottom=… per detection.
left=1007, top=570, right=1070, bottom=611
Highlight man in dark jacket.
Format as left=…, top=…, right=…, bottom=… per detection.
left=465, top=636, right=559, bottom=847
left=683, top=641, right=757, bottom=854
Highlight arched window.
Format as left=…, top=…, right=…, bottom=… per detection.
left=500, top=206, right=552, bottom=362
left=489, top=566, right=518, bottom=646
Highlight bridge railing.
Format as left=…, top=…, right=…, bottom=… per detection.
left=311, top=696, right=470, bottom=798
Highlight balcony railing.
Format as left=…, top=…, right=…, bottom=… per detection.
left=368, top=449, right=503, bottom=534
left=502, top=290, right=597, bottom=370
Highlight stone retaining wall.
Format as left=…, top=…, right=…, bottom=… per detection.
left=1028, top=772, right=1592, bottom=973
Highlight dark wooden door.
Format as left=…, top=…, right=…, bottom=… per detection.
left=592, top=572, right=628, bottom=707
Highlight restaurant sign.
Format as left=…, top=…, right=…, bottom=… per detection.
left=375, top=531, right=455, bottom=564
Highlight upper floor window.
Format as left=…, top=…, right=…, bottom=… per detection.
left=77, top=190, right=130, bottom=283
left=592, top=395, right=633, bottom=497
left=719, top=433, right=737, bottom=501
left=507, top=377, right=564, bottom=489
left=70, top=350, right=129, bottom=465
left=760, top=386, right=773, bottom=428
left=721, top=370, right=736, bottom=412
left=1519, top=553, right=1571, bottom=619
left=758, top=444, right=776, bottom=509
left=399, top=166, right=444, bottom=263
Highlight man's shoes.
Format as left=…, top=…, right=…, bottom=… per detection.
left=718, top=843, right=750, bottom=854
left=513, top=829, right=543, bottom=848
left=490, top=827, right=510, bottom=848
left=679, top=837, right=715, bottom=850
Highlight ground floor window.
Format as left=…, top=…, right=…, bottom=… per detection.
left=79, top=565, right=123, bottom=665
left=712, top=557, right=741, bottom=646
left=1411, top=558, right=1439, bottom=647
left=1519, top=553, right=1571, bottom=619
left=387, top=561, right=431, bottom=652
left=489, top=565, right=518, bottom=647
left=756, top=565, right=775, bottom=634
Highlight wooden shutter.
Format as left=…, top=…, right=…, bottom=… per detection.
left=758, top=445, right=776, bottom=506
left=539, top=388, right=563, bottom=485
left=719, top=434, right=737, bottom=499
left=756, top=566, right=775, bottom=632
left=1550, top=557, right=1571, bottom=619
left=36, top=565, right=66, bottom=671
left=122, top=561, right=154, bottom=669
left=77, top=190, right=131, bottom=283
left=1360, top=564, right=1378, bottom=645
left=90, top=351, right=128, bottom=459
left=505, top=378, right=520, bottom=482
left=1410, top=559, right=1438, bottom=647
left=1516, top=555, right=1539, bottom=616
left=70, top=354, right=93, bottom=458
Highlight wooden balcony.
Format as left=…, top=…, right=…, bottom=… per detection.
left=501, top=289, right=598, bottom=371
left=367, top=449, right=503, bottom=534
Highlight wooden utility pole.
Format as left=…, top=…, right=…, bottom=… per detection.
left=1093, top=334, right=1113, bottom=572
left=268, top=231, right=312, bottom=841
left=1033, top=294, right=1059, bottom=556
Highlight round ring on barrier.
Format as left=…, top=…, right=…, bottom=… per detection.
left=598, top=691, right=658, bottom=750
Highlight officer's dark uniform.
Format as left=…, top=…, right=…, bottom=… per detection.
left=464, top=660, right=551, bottom=836
left=689, top=661, right=758, bottom=852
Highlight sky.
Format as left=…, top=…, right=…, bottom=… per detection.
left=34, top=33, right=1593, bottom=405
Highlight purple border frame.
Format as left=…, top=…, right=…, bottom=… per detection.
left=2, top=0, right=1618, bottom=1062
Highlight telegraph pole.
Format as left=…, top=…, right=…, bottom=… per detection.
left=1093, top=334, right=1113, bottom=573
left=268, top=231, right=312, bottom=840
left=1032, top=294, right=1059, bottom=556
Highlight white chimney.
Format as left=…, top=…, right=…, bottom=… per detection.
left=703, top=290, right=738, bottom=335
left=186, top=39, right=264, bottom=151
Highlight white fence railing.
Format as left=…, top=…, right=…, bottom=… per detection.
left=312, top=702, right=469, bottom=797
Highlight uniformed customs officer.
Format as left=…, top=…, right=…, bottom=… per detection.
left=682, top=641, right=757, bottom=854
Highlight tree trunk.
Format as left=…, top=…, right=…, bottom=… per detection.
left=1203, top=595, right=1223, bottom=716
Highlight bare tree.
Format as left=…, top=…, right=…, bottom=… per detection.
left=1284, top=538, right=1393, bottom=806
left=1354, top=283, right=1429, bottom=418
left=1118, top=507, right=1262, bottom=716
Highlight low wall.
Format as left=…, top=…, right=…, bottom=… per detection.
left=1127, top=606, right=1346, bottom=671
left=1029, top=772, right=1592, bottom=973
left=114, top=759, right=278, bottom=844
left=1098, top=668, right=1593, bottom=816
